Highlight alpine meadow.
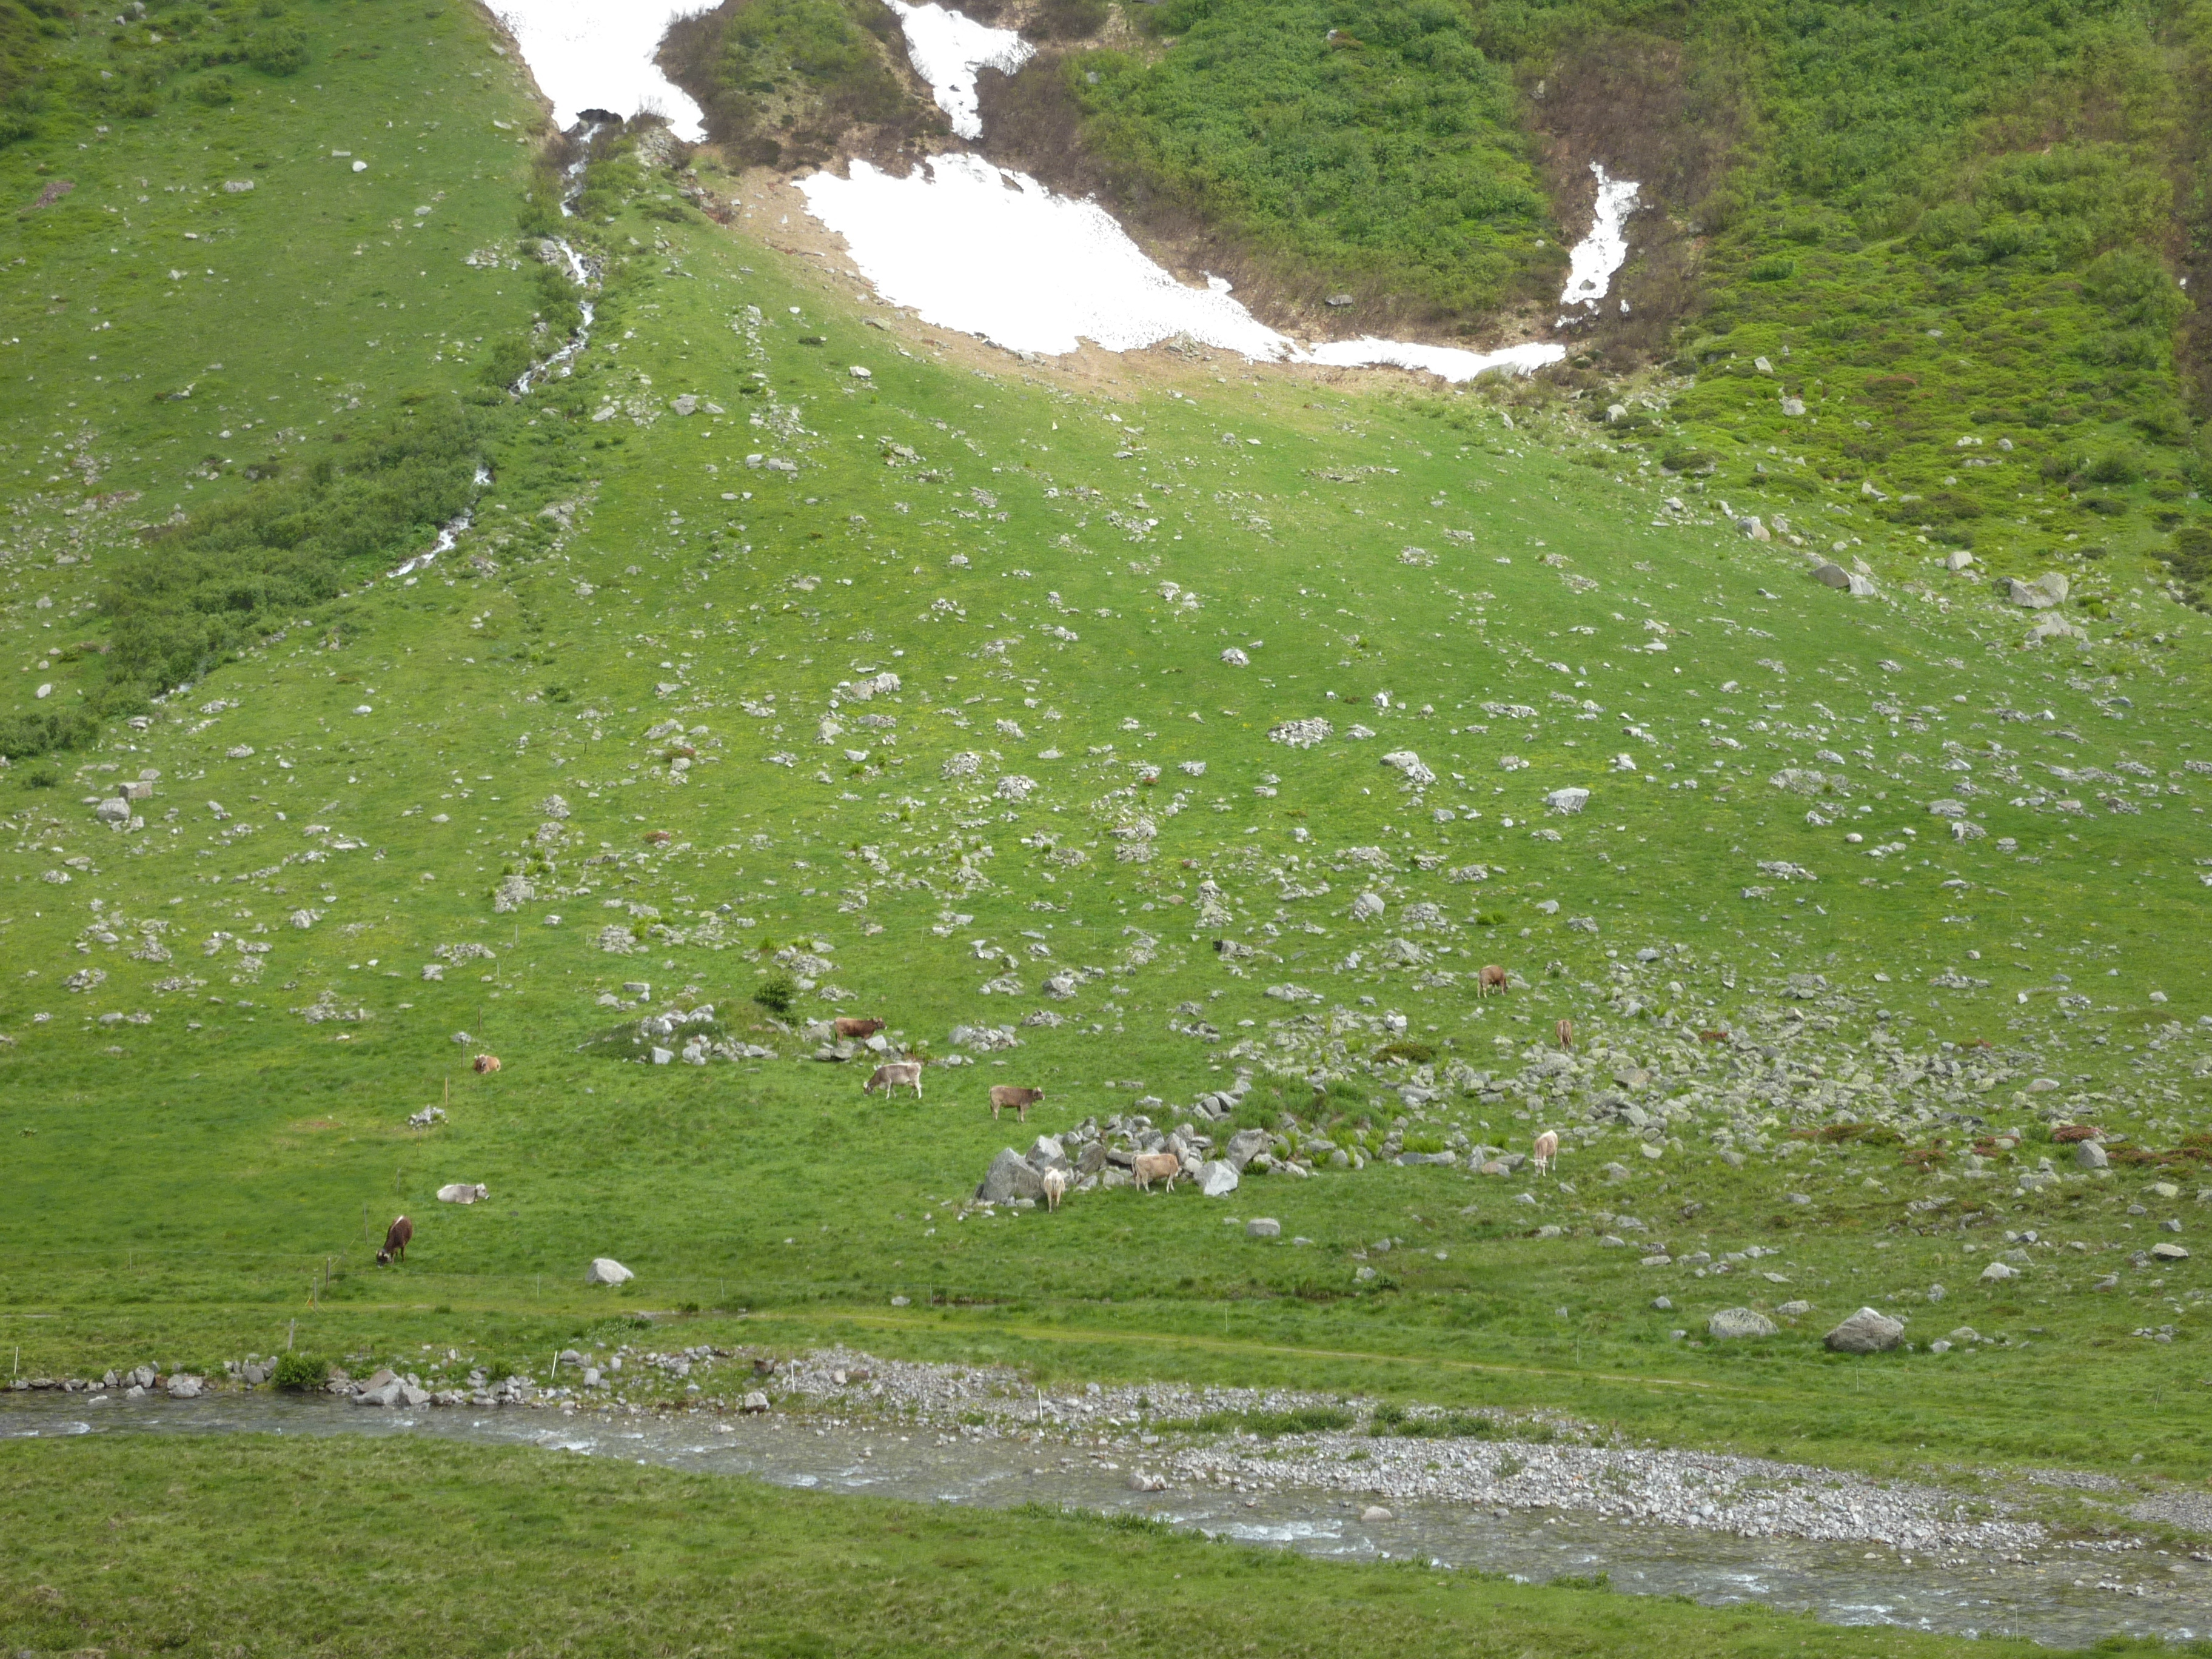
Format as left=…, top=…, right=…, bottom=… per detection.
left=3, top=0, right=2212, bottom=1653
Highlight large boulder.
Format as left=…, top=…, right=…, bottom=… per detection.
left=1823, top=1307, right=1905, bottom=1354
left=164, top=1374, right=204, bottom=1399
left=1224, top=1128, right=1272, bottom=1171
left=2075, top=1140, right=2109, bottom=1170
left=586, top=1257, right=634, bottom=1286
left=977, top=1148, right=1047, bottom=1205
left=1076, top=1140, right=1107, bottom=1177
left=1707, top=1307, right=1778, bottom=1341
left=1025, top=1134, right=1069, bottom=1173
left=1194, top=1160, right=1239, bottom=1198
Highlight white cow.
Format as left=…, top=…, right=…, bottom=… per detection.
left=864, top=1060, right=923, bottom=1098
left=1532, top=1130, right=1560, bottom=1178
left=1041, top=1168, right=1070, bottom=1212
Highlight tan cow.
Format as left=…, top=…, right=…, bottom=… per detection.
left=1532, top=1130, right=1559, bottom=1178
left=863, top=1060, right=923, bottom=1098
left=834, top=1016, right=885, bottom=1040
left=1041, top=1167, right=1070, bottom=1212
left=1477, top=964, right=1508, bottom=997
left=1131, top=1151, right=1182, bottom=1193
left=1555, top=1018, right=1574, bottom=1052
left=472, top=1054, right=501, bottom=1074
left=990, top=1084, right=1045, bottom=1122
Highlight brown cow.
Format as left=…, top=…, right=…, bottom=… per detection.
left=834, top=1016, right=886, bottom=1041
left=473, top=1054, right=501, bottom=1074
left=1131, top=1151, right=1182, bottom=1193
left=377, top=1215, right=413, bottom=1265
left=1555, top=1018, right=1574, bottom=1052
left=1476, top=964, right=1508, bottom=997
left=990, top=1085, right=1045, bottom=1122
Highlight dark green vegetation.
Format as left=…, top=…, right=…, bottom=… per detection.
left=661, top=0, right=941, bottom=167
left=1010, top=0, right=2212, bottom=588
left=0, top=1434, right=2080, bottom=1658
left=1073, top=0, right=1555, bottom=318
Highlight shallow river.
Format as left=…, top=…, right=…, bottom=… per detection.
left=2, top=1394, right=2201, bottom=1649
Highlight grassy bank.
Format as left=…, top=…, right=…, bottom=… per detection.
left=0, top=1432, right=2086, bottom=1657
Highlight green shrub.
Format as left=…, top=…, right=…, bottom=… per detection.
left=1372, top=1040, right=1436, bottom=1065
left=248, top=24, right=307, bottom=75
left=752, top=972, right=797, bottom=1016
left=192, top=72, right=236, bottom=105
left=2082, top=449, right=2142, bottom=486
left=272, top=1352, right=328, bottom=1391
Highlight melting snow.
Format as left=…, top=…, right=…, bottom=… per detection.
left=800, top=156, right=1568, bottom=379
left=799, top=156, right=1291, bottom=358
left=1560, top=162, right=1639, bottom=313
left=1304, top=337, right=1565, bottom=382
left=884, top=0, right=1033, bottom=141
left=494, top=0, right=706, bottom=141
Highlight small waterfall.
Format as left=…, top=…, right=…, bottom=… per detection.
left=389, top=120, right=606, bottom=580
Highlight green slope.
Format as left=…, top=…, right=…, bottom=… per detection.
left=0, top=0, right=2208, bottom=1541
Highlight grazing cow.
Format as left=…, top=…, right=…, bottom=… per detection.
left=377, top=1215, right=412, bottom=1265
left=1697, top=1028, right=1727, bottom=1045
left=1131, top=1151, right=1182, bottom=1193
left=863, top=1060, right=923, bottom=1098
left=833, top=1016, right=885, bottom=1041
left=1041, top=1167, right=1070, bottom=1212
left=473, top=1054, right=501, bottom=1074
left=1477, top=964, right=1508, bottom=998
left=1555, top=1018, right=1574, bottom=1052
left=990, top=1084, right=1045, bottom=1122
left=1532, top=1130, right=1559, bottom=1178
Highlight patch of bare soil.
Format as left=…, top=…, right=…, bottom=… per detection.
left=1523, top=29, right=1748, bottom=366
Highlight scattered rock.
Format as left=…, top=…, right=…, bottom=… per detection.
left=1823, top=1307, right=1905, bottom=1354
left=1707, top=1307, right=1778, bottom=1340
left=1246, top=1218, right=1281, bottom=1238
left=1360, top=1504, right=1393, bottom=1521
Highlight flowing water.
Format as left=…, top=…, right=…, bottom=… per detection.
left=387, top=122, right=602, bottom=581
left=2, top=1393, right=2200, bottom=1649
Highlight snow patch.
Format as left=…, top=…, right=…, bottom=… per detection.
left=495, top=0, right=706, bottom=141
left=1560, top=162, right=1638, bottom=313
left=883, top=0, right=1033, bottom=141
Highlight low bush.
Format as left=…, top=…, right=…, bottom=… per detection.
left=271, top=1352, right=328, bottom=1392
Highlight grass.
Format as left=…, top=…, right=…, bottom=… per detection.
left=1028, top=0, right=2212, bottom=589
left=0, top=1432, right=2092, bottom=1657
left=0, top=0, right=2210, bottom=1639
left=1071, top=0, right=1556, bottom=318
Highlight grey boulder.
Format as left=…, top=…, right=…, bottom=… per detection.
left=1246, top=1218, right=1280, bottom=1238
left=1707, top=1307, right=1778, bottom=1340
left=977, top=1148, right=1047, bottom=1204
left=1823, top=1307, right=1905, bottom=1354
left=164, top=1374, right=204, bottom=1399
left=2075, top=1140, right=2108, bottom=1170
left=1195, top=1159, right=1240, bottom=1198
left=1224, top=1128, right=1272, bottom=1171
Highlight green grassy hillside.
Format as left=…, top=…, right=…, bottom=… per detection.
left=1019, top=0, right=2212, bottom=598
left=1, top=0, right=2210, bottom=1641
